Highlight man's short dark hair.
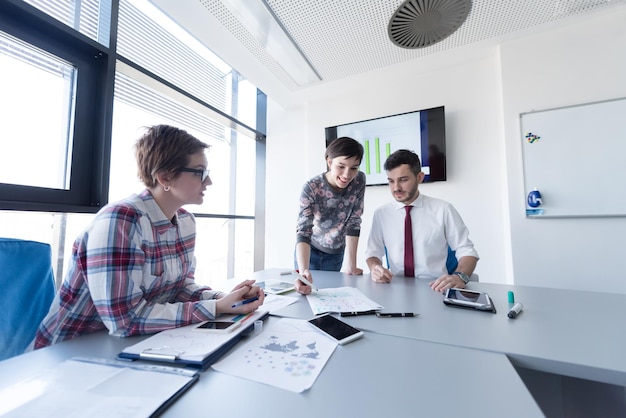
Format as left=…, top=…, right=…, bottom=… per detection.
left=384, top=149, right=422, bottom=175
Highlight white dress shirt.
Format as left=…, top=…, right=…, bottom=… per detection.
left=365, top=193, right=479, bottom=279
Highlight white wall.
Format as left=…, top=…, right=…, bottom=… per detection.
left=265, top=5, right=626, bottom=292
left=265, top=45, right=510, bottom=284
left=500, top=8, right=626, bottom=292
left=264, top=102, right=308, bottom=270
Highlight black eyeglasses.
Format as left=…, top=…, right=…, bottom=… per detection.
left=179, top=168, right=210, bottom=182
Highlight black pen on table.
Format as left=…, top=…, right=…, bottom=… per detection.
left=375, top=312, right=418, bottom=318
left=340, top=310, right=379, bottom=317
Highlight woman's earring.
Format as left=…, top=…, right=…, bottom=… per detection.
left=164, top=185, right=171, bottom=192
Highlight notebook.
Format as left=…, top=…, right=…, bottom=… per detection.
left=118, top=310, right=269, bottom=369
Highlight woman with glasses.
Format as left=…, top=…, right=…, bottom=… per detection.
left=34, top=125, right=264, bottom=348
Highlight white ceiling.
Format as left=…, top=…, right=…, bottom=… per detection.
left=159, top=0, right=626, bottom=98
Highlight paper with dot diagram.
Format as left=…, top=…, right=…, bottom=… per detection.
left=211, top=318, right=337, bottom=393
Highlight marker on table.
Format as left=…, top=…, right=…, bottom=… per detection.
left=231, top=295, right=260, bottom=309
left=508, top=291, right=515, bottom=304
left=507, top=302, right=524, bottom=319
left=340, top=310, right=379, bottom=317
left=295, top=271, right=318, bottom=291
left=375, top=312, right=418, bottom=318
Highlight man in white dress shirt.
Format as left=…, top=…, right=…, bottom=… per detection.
left=365, top=149, right=479, bottom=292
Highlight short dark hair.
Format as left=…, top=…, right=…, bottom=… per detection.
left=325, top=137, right=364, bottom=162
left=384, top=149, right=422, bottom=175
left=134, top=125, right=209, bottom=188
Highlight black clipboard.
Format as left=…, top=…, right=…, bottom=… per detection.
left=80, top=357, right=200, bottom=417
left=118, top=311, right=269, bottom=370
left=0, top=356, right=200, bottom=418
left=150, top=373, right=199, bottom=418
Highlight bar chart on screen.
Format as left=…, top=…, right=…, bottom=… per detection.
left=326, top=106, right=447, bottom=185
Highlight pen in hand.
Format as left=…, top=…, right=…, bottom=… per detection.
left=296, top=271, right=318, bottom=291
left=231, top=295, right=260, bottom=309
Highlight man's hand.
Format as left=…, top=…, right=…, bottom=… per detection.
left=429, top=274, right=466, bottom=293
left=370, top=264, right=393, bottom=283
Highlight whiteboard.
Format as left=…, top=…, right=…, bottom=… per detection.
left=520, top=97, right=626, bottom=218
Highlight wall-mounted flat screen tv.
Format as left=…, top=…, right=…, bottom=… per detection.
left=325, top=106, right=446, bottom=185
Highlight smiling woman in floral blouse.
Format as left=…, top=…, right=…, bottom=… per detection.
left=294, top=137, right=365, bottom=295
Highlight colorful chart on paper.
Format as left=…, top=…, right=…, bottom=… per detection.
left=306, top=286, right=383, bottom=314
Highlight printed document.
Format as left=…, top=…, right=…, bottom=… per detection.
left=211, top=318, right=337, bottom=393
left=306, top=286, right=383, bottom=314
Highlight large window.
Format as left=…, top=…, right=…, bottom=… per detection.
left=0, top=1, right=112, bottom=212
left=23, top=0, right=108, bottom=47
left=0, top=0, right=266, bottom=290
left=0, top=32, right=75, bottom=190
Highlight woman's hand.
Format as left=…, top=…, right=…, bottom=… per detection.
left=294, top=270, right=313, bottom=295
left=216, top=284, right=265, bottom=315
left=231, top=280, right=258, bottom=299
left=345, top=267, right=363, bottom=275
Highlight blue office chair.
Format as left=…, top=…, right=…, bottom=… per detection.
left=0, top=238, right=55, bottom=361
left=447, top=247, right=479, bottom=282
left=446, top=247, right=458, bottom=274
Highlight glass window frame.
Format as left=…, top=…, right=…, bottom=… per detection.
left=0, top=0, right=115, bottom=213
left=0, top=0, right=268, bottom=276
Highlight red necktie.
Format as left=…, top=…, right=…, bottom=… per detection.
left=404, top=205, right=414, bottom=277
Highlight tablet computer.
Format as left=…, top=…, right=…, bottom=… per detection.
left=443, top=288, right=496, bottom=313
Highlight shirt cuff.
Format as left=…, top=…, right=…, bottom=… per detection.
left=201, top=289, right=225, bottom=300
left=197, top=299, right=217, bottom=318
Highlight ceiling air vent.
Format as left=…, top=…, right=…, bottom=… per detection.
left=388, top=0, right=472, bottom=49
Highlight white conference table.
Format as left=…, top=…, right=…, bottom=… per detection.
left=258, top=268, right=626, bottom=417
left=261, top=269, right=626, bottom=387
left=0, top=316, right=541, bottom=417
left=6, top=267, right=626, bottom=417
left=0, top=269, right=549, bottom=418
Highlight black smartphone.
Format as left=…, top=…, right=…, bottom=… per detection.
left=308, top=314, right=364, bottom=345
left=194, top=321, right=241, bottom=333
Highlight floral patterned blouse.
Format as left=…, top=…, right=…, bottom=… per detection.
left=296, top=171, right=365, bottom=254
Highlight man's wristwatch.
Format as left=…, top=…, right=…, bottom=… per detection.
left=453, top=271, right=470, bottom=284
